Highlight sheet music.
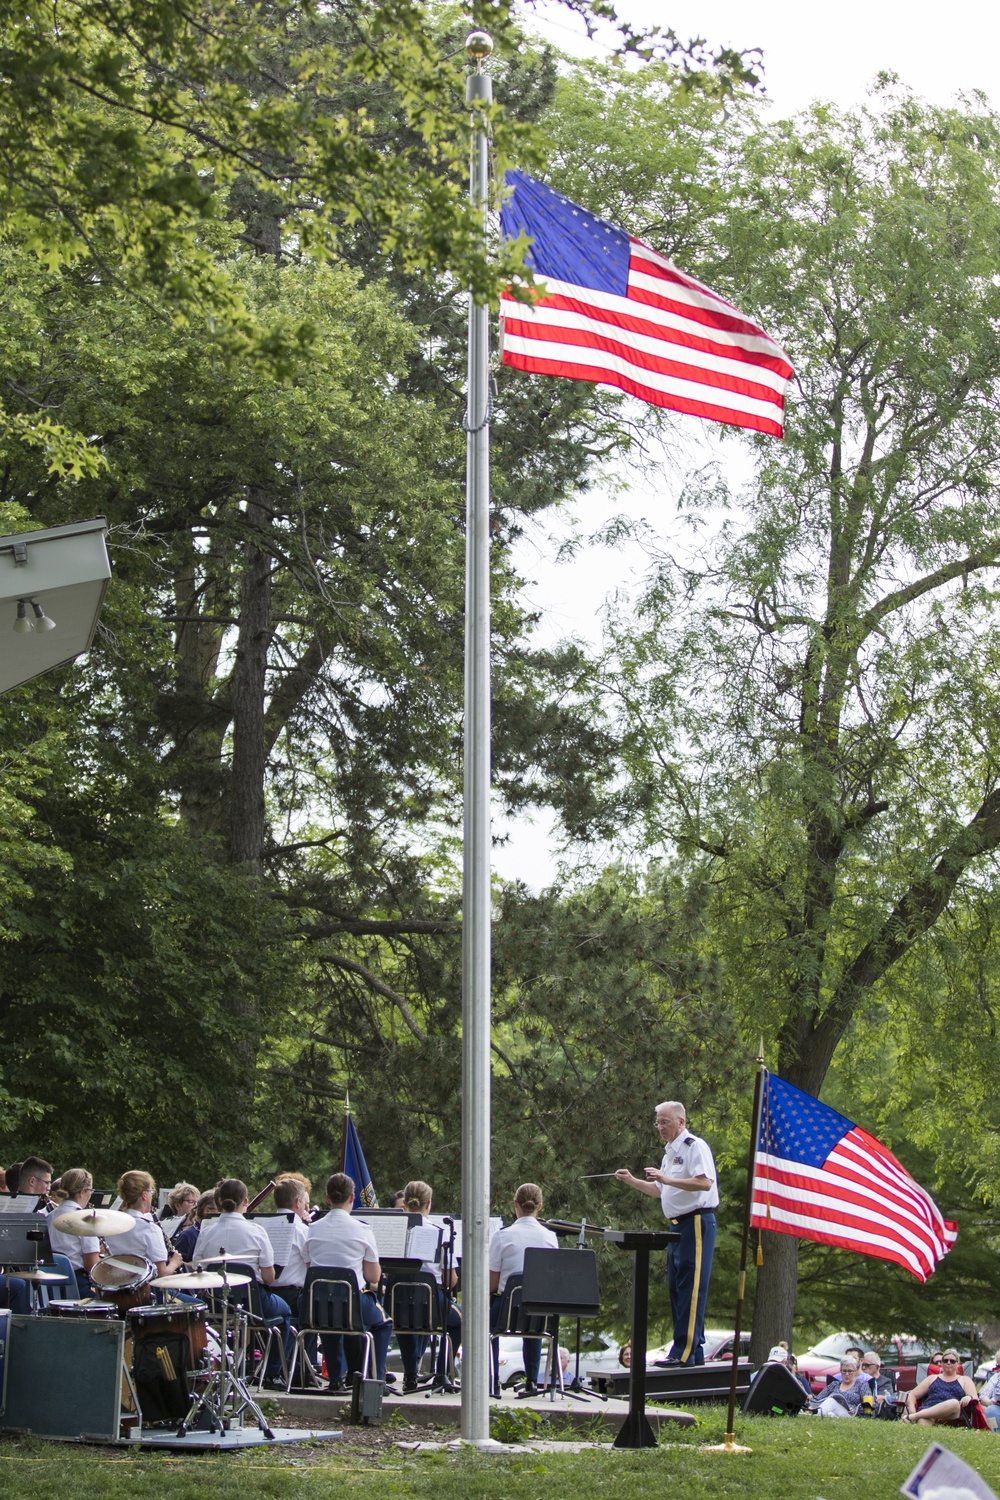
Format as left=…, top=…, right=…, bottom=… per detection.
left=159, top=1214, right=186, bottom=1241
left=0, top=1196, right=41, bottom=1215
left=356, top=1214, right=409, bottom=1258
left=250, top=1213, right=299, bottom=1265
left=406, top=1222, right=442, bottom=1264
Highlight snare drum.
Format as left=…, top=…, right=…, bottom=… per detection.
left=128, top=1300, right=209, bottom=1365
left=45, top=1301, right=120, bottom=1320
left=90, top=1253, right=155, bottom=1313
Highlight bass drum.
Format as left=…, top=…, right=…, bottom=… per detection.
left=128, top=1300, right=209, bottom=1366
left=90, top=1253, right=155, bottom=1313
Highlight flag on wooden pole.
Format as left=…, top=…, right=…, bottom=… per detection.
left=343, top=1096, right=378, bottom=1209
left=499, top=170, right=793, bottom=438
left=751, top=1072, right=956, bottom=1282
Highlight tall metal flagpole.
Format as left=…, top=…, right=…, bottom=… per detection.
left=461, top=29, right=494, bottom=1446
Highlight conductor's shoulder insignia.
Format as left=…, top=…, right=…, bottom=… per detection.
left=683, top=1135, right=695, bottom=1145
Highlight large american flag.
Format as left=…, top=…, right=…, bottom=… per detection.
left=751, top=1073, right=957, bottom=1282
left=499, top=170, right=793, bottom=438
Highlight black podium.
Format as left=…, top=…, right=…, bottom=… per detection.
left=603, top=1229, right=679, bottom=1449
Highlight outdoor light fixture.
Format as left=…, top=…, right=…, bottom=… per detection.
left=12, top=598, right=57, bottom=634
left=0, top=517, right=110, bottom=692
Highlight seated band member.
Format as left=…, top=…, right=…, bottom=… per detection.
left=19, top=1157, right=55, bottom=1211
left=0, top=1274, right=30, bottom=1315
left=161, top=1182, right=199, bottom=1226
left=173, top=1191, right=218, bottom=1265
left=271, top=1177, right=337, bottom=1388
left=397, top=1179, right=461, bottom=1393
left=111, top=1171, right=182, bottom=1278
left=48, top=1168, right=101, bottom=1297
left=194, top=1178, right=296, bottom=1384
left=280, top=1172, right=392, bottom=1383
left=489, top=1182, right=558, bottom=1396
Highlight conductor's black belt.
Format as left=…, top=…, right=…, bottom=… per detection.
left=670, top=1209, right=717, bottom=1223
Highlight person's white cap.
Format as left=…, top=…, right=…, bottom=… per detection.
left=766, top=1345, right=789, bottom=1363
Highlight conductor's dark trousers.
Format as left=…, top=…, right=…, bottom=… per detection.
left=666, top=1209, right=716, bottom=1365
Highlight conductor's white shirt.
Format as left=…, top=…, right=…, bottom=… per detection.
left=657, top=1132, right=719, bottom=1220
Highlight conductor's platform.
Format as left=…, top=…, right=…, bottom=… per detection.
left=587, top=1359, right=753, bottom=1405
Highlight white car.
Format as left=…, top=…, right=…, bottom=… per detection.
left=458, top=1330, right=621, bottom=1387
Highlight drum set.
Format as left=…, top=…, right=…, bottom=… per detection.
left=48, top=1207, right=276, bottom=1440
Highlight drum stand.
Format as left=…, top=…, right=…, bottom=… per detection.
left=177, top=1269, right=275, bottom=1440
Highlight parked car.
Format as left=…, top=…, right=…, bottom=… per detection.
left=454, top=1328, right=621, bottom=1388
left=704, top=1329, right=752, bottom=1363
left=645, top=1328, right=751, bottom=1368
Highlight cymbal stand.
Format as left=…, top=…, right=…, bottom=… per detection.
left=176, top=1266, right=275, bottom=1439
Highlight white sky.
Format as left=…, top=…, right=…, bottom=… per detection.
left=491, top=0, right=998, bottom=888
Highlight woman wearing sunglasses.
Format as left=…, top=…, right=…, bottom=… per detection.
left=903, top=1350, right=977, bottom=1424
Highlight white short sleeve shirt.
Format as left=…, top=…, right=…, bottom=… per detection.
left=489, top=1214, right=559, bottom=1294
left=658, top=1132, right=719, bottom=1220
left=194, top=1212, right=275, bottom=1277
left=111, top=1211, right=171, bottom=1265
left=48, top=1200, right=100, bottom=1269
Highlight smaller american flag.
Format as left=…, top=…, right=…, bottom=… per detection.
left=751, top=1073, right=957, bottom=1282
left=499, top=170, right=793, bottom=438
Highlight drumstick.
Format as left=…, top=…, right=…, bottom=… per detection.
left=101, top=1257, right=141, bottom=1274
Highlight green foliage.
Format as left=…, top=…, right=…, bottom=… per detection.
left=488, top=1404, right=544, bottom=1444
left=533, top=70, right=1000, bottom=1341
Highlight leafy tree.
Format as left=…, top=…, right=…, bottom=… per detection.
left=534, top=73, right=1000, bottom=1352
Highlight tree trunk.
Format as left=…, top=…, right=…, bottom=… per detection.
left=748, top=1231, right=799, bottom=1364
left=228, top=492, right=273, bottom=874
left=223, top=490, right=274, bottom=1152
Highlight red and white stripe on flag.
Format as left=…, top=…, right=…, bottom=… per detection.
left=500, top=239, right=793, bottom=438
left=752, top=1125, right=958, bottom=1282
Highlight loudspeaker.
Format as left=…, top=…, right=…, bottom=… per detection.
left=351, top=1372, right=384, bottom=1424
left=521, top=1248, right=600, bottom=1317
left=1, top=1315, right=125, bottom=1438
left=741, top=1362, right=809, bottom=1416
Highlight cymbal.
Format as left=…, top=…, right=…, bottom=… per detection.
left=18, top=1269, right=68, bottom=1282
left=51, top=1209, right=134, bottom=1237
left=195, top=1254, right=255, bottom=1265
left=152, top=1270, right=251, bottom=1290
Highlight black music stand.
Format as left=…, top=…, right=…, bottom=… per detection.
left=521, top=1247, right=600, bottom=1403
left=603, top=1229, right=679, bottom=1449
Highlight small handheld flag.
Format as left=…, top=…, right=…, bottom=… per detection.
left=751, top=1073, right=957, bottom=1281
left=343, top=1106, right=378, bottom=1210
left=499, top=170, right=793, bottom=438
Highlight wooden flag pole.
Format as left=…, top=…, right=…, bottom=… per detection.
left=704, top=1042, right=767, bottom=1455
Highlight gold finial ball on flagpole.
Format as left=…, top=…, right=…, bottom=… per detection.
left=466, top=31, right=493, bottom=61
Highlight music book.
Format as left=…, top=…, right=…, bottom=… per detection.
left=356, top=1213, right=409, bottom=1258
left=406, top=1222, right=442, bottom=1264
left=252, top=1213, right=299, bottom=1266
left=0, top=1195, right=42, bottom=1215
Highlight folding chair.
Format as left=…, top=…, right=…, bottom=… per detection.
left=490, top=1274, right=558, bottom=1398
left=386, top=1269, right=448, bottom=1389
left=286, top=1266, right=375, bottom=1392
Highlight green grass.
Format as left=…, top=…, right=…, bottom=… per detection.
left=3, top=1412, right=1000, bottom=1500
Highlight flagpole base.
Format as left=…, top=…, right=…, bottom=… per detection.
left=702, top=1434, right=752, bottom=1454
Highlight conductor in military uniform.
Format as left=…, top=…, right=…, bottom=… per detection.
left=616, top=1099, right=719, bottom=1365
